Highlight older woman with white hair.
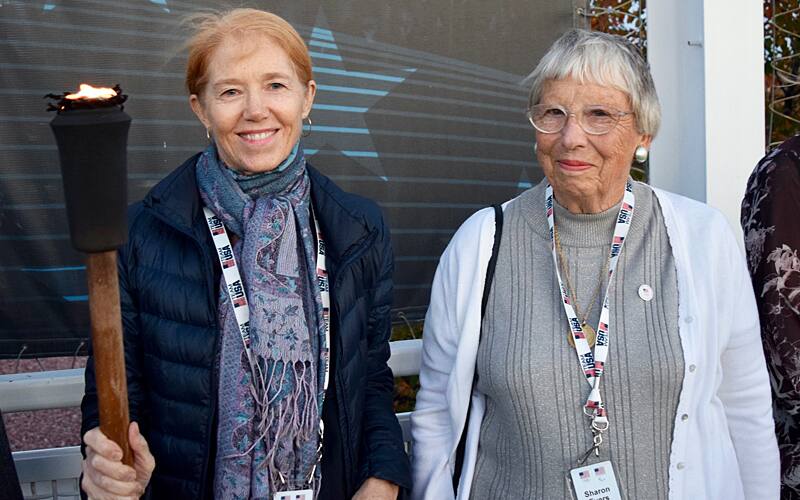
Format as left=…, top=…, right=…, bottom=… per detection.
left=411, top=29, right=779, bottom=500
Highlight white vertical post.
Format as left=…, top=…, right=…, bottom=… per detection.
left=648, top=0, right=765, bottom=243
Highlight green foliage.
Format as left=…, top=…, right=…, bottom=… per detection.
left=391, top=320, right=423, bottom=412
left=393, top=375, right=420, bottom=413
left=765, top=1, right=800, bottom=147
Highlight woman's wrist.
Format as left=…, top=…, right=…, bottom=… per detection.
left=352, top=477, right=399, bottom=500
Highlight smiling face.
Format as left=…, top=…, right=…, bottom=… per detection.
left=535, top=77, right=651, bottom=213
left=190, top=34, right=316, bottom=174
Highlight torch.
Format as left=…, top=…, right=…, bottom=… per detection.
left=47, top=84, right=133, bottom=466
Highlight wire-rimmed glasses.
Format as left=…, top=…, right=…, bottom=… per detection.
left=526, top=104, right=634, bottom=135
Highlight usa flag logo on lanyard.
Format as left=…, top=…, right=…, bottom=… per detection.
left=206, top=214, right=225, bottom=235
left=218, top=244, right=235, bottom=268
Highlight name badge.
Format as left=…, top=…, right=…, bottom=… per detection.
left=274, top=489, right=314, bottom=500
left=568, top=460, right=622, bottom=500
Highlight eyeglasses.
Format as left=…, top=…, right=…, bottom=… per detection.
left=526, top=104, right=634, bottom=135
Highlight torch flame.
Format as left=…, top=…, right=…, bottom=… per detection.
left=65, top=84, right=118, bottom=101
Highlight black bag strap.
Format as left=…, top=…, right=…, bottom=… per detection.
left=452, top=203, right=504, bottom=494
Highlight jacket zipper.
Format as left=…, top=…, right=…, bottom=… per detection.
left=188, top=231, right=219, bottom=498
left=146, top=206, right=220, bottom=496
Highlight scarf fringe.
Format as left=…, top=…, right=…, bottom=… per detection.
left=223, top=358, right=320, bottom=486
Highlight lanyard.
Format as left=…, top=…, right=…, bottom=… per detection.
left=203, top=205, right=331, bottom=484
left=545, top=182, right=634, bottom=435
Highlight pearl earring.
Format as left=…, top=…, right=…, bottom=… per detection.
left=634, top=145, right=648, bottom=164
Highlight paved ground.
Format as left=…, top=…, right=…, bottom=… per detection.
left=1, top=357, right=86, bottom=452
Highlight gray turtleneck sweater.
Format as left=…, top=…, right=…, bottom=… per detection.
left=469, top=180, right=682, bottom=500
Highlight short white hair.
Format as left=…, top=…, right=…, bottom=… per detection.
left=525, top=29, right=661, bottom=137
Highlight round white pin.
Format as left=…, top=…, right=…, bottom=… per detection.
left=638, top=284, right=654, bottom=301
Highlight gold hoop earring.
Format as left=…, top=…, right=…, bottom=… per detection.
left=206, top=128, right=211, bottom=141
left=634, top=145, right=648, bottom=164
left=302, top=116, right=312, bottom=138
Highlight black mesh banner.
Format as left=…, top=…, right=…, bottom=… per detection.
left=0, top=0, right=575, bottom=357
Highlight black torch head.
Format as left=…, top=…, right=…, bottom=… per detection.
left=47, top=85, right=130, bottom=253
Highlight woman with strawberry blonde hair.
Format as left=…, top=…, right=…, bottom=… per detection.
left=80, top=8, right=409, bottom=499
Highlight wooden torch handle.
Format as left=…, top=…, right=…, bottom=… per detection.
left=86, top=251, right=133, bottom=466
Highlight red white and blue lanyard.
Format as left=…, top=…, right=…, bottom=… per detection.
left=545, top=182, right=634, bottom=435
left=202, top=206, right=331, bottom=479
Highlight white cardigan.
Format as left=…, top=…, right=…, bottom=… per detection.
left=410, top=188, right=780, bottom=500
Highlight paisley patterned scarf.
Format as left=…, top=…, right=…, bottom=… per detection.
left=196, top=141, right=326, bottom=498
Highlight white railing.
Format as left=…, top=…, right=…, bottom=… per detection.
left=1, top=339, right=422, bottom=500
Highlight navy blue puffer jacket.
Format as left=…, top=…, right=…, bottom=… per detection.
left=80, top=155, right=411, bottom=498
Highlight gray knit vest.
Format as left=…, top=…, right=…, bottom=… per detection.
left=469, top=180, right=683, bottom=500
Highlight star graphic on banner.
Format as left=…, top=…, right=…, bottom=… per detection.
left=149, top=0, right=170, bottom=13
left=305, top=17, right=415, bottom=181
